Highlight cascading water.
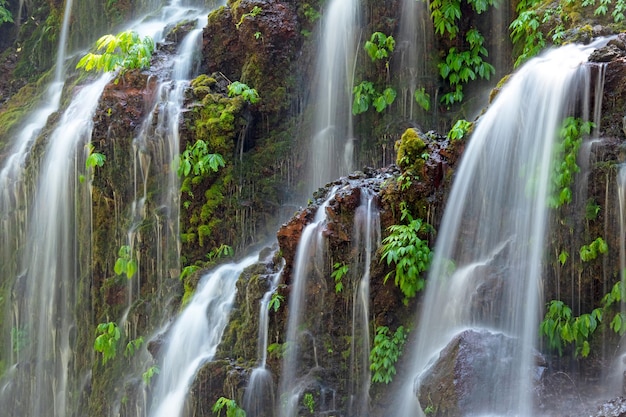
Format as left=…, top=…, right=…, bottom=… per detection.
left=348, top=188, right=380, bottom=416
left=148, top=253, right=260, bottom=417
left=242, top=262, right=283, bottom=417
left=0, top=73, right=112, bottom=417
left=278, top=188, right=337, bottom=417
left=308, top=0, right=360, bottom=193
left=393, top=41, right=608, bottom=416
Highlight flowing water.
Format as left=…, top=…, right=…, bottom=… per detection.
left=308, top=0, right=360, bottom=192
left=148, top=254, right=259, bottom=417
left=393, top=41, right=608, bottom=416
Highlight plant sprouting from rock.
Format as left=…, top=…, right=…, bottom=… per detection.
left=142, top=365, right=160, bottom=385
left=381, top=202, right=433, bottom=304
left=370, top=325, right=407, bottom=384
left=115, top=245, right=138, bottom=279
left=331, top=262, right=349, bottom=293
left=352, top=81, right=396, bottom=114
left=177, top=140, right=226, bottom=178
left=579, top=237, right=608, bottom=262
left=447, top=119, right=473, bottom=141
left=364, top=31, right=396, bottom=64
left=94, top=322, right=120, bottom=365
left=227, top=81, right=260, bottom=104
left=213, top=396, right=246, bottom=417
left=0, top=0, right=13, bottom=24
left=76, top=30, right=154, bottom=75
left=80, top=143, right=106, bottom=183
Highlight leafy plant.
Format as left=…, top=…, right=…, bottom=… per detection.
left=380, top=203, right=433, bottom=304
left=235, top=5, right=262, bottom=29
left=268, top=288, right=285, bottom=313
left=364, top=32, right=396, bottom=63
left=80, top=143, right=106, bottom=183
left=579, top=237, right=608, bottom=262
left=331, top=262, right=349, bottom=293
left=94, top=322, right=121, bottom=365
left=0, top=0, right=13, bottom=24
left=303, top=393, right=315, bottom=413
left=206, top=244, right=234, bottom=262
left=177, top=139, right=226, bottom=177
left=447, top=119, right=473, bottom=141
left=124, top=336, right=144, bottom=358
left=439, top=29, right=495, bottom=105
left=142, top=365, right=160, bottom=385
left=370, top=325, right=407, bottom=384
left=267, top=342, right=287, bottom=359
left=114, top=245, right=138, bottom=279
left=414, top=87, right=431, bottom=111
left=76, top=30, right=154, bottom=75
left=227, top=81, right=260, bottom=104
left=213, top=396, right=246, bottom=417
left=509, top=0, right=545, bottom=67
left=558, top=250, right=569, bottom=266
left=548, top=117, right=594, bottom=208
left=352, top=81, right=396, bottom=115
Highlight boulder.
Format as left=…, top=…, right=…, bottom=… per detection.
left=416, top=329, right=545, bottom=417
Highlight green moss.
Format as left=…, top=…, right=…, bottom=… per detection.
left=395, top=128, right=426, bottom=171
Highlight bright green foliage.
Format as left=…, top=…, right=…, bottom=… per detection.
left=303, top=393, right=315, bottom=413
left=142, top=365, right=160, bottom=385
left=585, top=199, right=601, bottom=220
left=236, top=5, right=262, bottom=29
left=206, top=244, right=234, bottom=262
left=94, top=322, right=121, bottom=365
left=180, top=264, right=200, bottom=281
left=370, top=325, right=407, bottom=384
left=541, top=282, right=626, bottom=358
left=114, top=245, right=138, bottom=279
left=447, top=119, right=473, bottom=141
left=76, top=30, right=154, bottom=74
left=0, top=0, right=13, bottom=24
left=579, top=237, right=608, bottom=262
left=439, top=29, right=495, bottom=105
left=331, top=262, right=349, bottom=293
left=227, top=81, right=260, bottom=104
left=548, top=117, right=594, bottom=208
left=352, top=82, right=396, bottom=115
left=268, top=291, right=284, bottom=312
left=213, top=397, right=246, bottom=417
left=414, top=88, right=430, bottom=111
left=178, top=139, right=226, bottom=177
left=302, top=4, right=321, bottom=22
left=558, top=250, right=569, bottom=266
left=381, top=203, right=433, bottom=304
left=364, top=32, right=396, bottom=62
left=509, top=0, right=544, bottom=67
left=81, top=143, right=106, bottom=183
left=124, top=336, right=144, bottom=358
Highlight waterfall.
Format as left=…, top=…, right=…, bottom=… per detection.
left=242, top=262, right=283, bottom=417
left=393, top=40, right=608, bottom=416
left=348, top=188, right=380, bottom=416
left=148, top=254, right=260, bottom=417
left=278, top=188, right=337, bottom=417
left=308, top=0, right=360, bottom=192
left=0, top=73, right=112, bottom=417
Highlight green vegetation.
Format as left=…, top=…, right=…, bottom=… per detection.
left=331, top=262, right=349, bottom=293
left=94, top=322, right=120, bottom=365
left=303, top=393, right=315, bottom=413
left=0, top=0, right=13, bottom=24
left=142, top=365, right=160, bottom=385
left=414, top=87, right=431, bottom=111
left=548, top=117, right=594, bottom=208
left=370, top=325, right=407, bottom=384
left=438, top=29, right=495, bottom=105
left=76, top=30, right=154, bottom=75
left=579, top=237, right=608, bottom=262
left=447, top=119, right=473, bottom=141
left=213, top=396, right=246, bottom=417
left=381, top=203, right=433, bottom=304
left=80, top=143, right=106, bottom=183
left=124, top=336, right=144, bottom=358
left=236, top=5, right=262, bottom=29
left=227, top=81, right=260, bottom=104
left=353, top=32, right=397, bottom=114
left=206, top=243, right=234, bottom=262
left=114, top=245, right=138, bottom=279
left=268, top=289, right=284, bottom=313
left=177, top=139, right=226, bottom=178
left=429, top=0, right=496, bottom=105
left=541, top=281, right=626, bottom=357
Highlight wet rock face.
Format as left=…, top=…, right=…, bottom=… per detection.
left=416, top=329, right=545, bottom=417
